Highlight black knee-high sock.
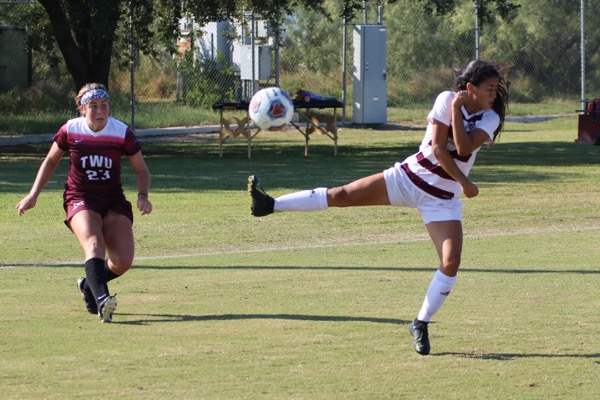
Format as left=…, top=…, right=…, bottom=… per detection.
left=104, top=262, right=121, bottom=283
left=83, top=260, right=121, bottom=292
left=84, top=257, right=109, bottom=304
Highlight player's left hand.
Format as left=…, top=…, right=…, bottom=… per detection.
left=137, top=197, right=153, bottom=215
left=462, top=181, right=479, bottom=198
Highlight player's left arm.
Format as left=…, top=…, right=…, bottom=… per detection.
left=430, top=120, right=481, bottom=198
left=457, top=128, right=491, bottom=154
left=128, top=151, right=152, bottom=215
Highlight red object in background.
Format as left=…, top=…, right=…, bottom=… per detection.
left=577, top=113, right=600, bottom=144
left=587, top=98, right=600, bottom=112
left=576, top=99, right=600, bottom=145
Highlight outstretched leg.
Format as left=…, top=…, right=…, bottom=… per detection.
left=327, top=173, right=391, bottom=207
left=248, top=173, right=390, bottom=216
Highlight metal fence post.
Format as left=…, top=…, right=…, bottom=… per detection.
left=129, top=0, right=135, bottom=129
left=475, top=0, right=480, bottom=60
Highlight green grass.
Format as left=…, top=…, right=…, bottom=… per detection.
left=2, top=117, right=600, bottom=399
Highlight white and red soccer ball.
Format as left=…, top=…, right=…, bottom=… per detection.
left=249, top=87, right=294, bottom=130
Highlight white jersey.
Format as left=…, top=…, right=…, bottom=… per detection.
left=400, top=91, right=499, bottom=200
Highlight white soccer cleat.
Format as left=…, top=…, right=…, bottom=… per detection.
left=98, top=295, right=118, bottom=323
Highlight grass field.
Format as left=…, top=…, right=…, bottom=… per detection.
left=2, top=116, right=600, bottom=399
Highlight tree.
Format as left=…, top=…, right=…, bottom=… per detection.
left=415, top=0, right=519, bottom=25
left=30, top=0, right=518, bottom=92
left=33, top=0, right=327, bottom=90
left=39, top=0, right=118, bottom=91
left=479, top=0, right=600, bottom=101
left=37, top=0, right=181, bottom=91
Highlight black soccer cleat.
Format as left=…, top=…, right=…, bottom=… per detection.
left=409, top=319, right=431, bottom=356
left=248, top=175, right=275, bottom=217
left=98, top=295, right=118, bottom=323
left=77, top=277, right=98, bottom=315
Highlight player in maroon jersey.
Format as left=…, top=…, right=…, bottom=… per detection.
left=16, top=83, right=152, bottom=323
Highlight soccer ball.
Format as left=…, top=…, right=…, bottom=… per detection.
left=249, top=87, right=294, bottom=130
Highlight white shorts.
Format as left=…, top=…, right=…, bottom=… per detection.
left=383, top=162, right=463, bottom=224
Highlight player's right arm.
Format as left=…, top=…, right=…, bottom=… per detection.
left=429, top=119, right=479, bottom=198
left=16, top=142, right=65, bottom=216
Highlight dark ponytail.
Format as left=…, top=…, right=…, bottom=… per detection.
left=455, top=60, right=510, bottom=141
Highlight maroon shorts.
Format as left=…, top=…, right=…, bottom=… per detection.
left=63, top=191, right=133, bottom=229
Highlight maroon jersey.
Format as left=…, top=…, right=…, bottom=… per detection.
left=54, top=116, right=141, bottom=197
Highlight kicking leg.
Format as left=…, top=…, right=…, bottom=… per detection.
left=248, top=173, right=390, bottom=216
left=327, top=172, right=390, bottom=207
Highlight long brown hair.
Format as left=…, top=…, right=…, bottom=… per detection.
left=455, top=60, right=510, bottom=141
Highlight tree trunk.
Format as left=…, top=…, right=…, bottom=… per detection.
left=38, top=0, right=121, bottom=91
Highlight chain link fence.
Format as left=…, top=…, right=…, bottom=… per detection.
left=2, top=0, right=600, bottom=129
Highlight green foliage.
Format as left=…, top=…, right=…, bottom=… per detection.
left=4, top=0, right=519, bottom=90
left=115, top=52, right=178, bottom=99
left=280, top=6, right=343, bottom=74
left=0, top=2, right=64, bottom=70
left=480, top=0, right=589, bottom=99
left=178, top=52, right=237, bottom=107
left=0, top=81, right=73, bottom=115
left=280, top=68, right=344, bottom=100
left=3, top=0, right=595, bottom=120
left=382, top=0, right=597, bottom=104
left=417, top=0, right=520, bottom=24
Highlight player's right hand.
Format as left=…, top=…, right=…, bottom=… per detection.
left=16, top=194, right=37, bottom=216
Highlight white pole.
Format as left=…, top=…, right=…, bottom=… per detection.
left=581, top=0, right=586, bottom=101
left=251, top=11, right=257, bottom=95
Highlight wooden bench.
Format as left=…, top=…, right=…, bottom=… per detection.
left=212, top=99, right=344, bottom=158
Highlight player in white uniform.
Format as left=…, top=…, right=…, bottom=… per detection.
left=16, top=83, right=153, bottom=323
left=248, top=60, right=509, bottom=355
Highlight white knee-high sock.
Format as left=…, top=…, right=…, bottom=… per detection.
left=416, top=269, right=457, bottom=322
left=274, top=187, right=328, bottom=212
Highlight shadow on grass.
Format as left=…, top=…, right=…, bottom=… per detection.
left=135, top=265, right=600, bottom=275
left=436, top=352, right=600, bottom=361
left=112, top=312, right=409, bottom=326
left=0, top=263, right=82, bottom=268
left=3, top=264, right=600, bottom=275
left=2, top=139, right=600, bottom=194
